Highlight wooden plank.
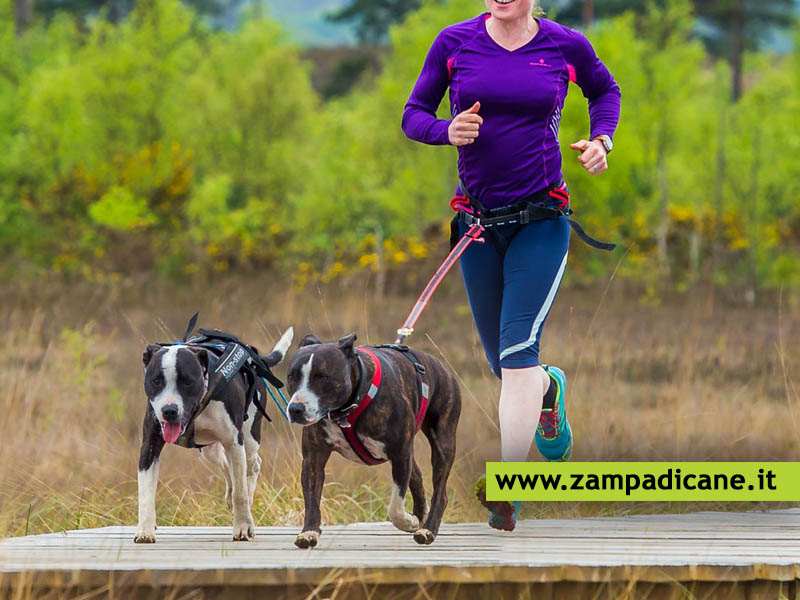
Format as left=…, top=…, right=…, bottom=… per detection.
left=1, top=511, right=800, bottom=591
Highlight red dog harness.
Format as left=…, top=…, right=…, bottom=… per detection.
left=335, top=345, right=429, bottom=466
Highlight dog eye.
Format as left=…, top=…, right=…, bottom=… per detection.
left=152, top=375, right=164, bottom=386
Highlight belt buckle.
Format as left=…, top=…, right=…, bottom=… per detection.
left=463, top=212, right=480, bottom=227
left=520, top=210, right=530, bottom=225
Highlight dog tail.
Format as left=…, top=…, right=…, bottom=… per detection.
left=262, top=326, right=294, bottom=367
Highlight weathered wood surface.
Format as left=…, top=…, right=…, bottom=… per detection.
left=2, top=510, right=800, bottom=598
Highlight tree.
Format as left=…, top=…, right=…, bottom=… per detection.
left=328, top=0, right=441, bottom=43
left=36, top=0, right=229, bottom=25
left=693, top=0, right=795, bottom=101
left=546, top=0, right=796, bottom=102
left=13, top=0, right=34, bottom=35
left=542, top=0, right=660, bottom=25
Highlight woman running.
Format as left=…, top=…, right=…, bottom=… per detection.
left=402, top=0, right=620, bottom=530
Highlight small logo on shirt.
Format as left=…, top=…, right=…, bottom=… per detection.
left=530, top=58, right=552, bottom=67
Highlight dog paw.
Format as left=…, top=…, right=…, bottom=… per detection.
left=232, top=521, right=255, bottom=541
left=134, top=530, right=156, bottom=544
left=413, top=529, right=435, bottom=545
left=390, top=513, right=420, bottom=533
left=294, top=530, right=319, bottom=549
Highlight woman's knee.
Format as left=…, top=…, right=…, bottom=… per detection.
left=500, top=364, right=543, bottom=382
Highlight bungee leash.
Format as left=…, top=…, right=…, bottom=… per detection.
left=395, top=222, right=485, bottom=344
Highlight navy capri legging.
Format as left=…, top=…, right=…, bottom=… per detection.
left=457, top=206, right=570, bottom=377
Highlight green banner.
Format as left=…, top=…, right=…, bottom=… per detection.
left=485, top=462, right=800, bottom=501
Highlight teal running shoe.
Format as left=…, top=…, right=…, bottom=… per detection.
left=475, top=474, right=521, bottom=531
left=535, top=365, right=573, bottom=461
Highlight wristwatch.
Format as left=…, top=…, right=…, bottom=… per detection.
left=593, top=134, right=613, bottom=154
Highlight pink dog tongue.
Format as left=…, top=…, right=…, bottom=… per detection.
left=162, top=422, right=182, bottom=444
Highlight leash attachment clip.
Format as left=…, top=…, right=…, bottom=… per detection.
left=329, top=403, right=358, bottom=428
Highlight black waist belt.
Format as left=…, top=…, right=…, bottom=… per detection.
left=453, top=182, right=616, bottom=253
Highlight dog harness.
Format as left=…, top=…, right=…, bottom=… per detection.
left=328, top=345, right=430, bottom=465
left=151, top=313, right=288, bottom=447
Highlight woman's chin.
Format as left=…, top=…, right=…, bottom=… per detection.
left=488, top=0, right=527, bottom=20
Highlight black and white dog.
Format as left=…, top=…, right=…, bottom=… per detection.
left=135, top=327, right=293, bottom=543
left=286, top=333, right=461, bottom=547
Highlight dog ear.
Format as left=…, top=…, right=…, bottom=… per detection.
left=142, top=344, right=161, bottom=367
left=337, top=332, right=358, bottom=358
left=299, top=334, right=322, bottom=348
left=188, top=346, right=210, bottom=375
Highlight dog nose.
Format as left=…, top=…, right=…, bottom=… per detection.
left=288, top=403, right=305, bottom=422
left=162, top=404, right=179, bottom=422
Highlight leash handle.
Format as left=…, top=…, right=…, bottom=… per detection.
left=394, top=223, right=484, bottom=344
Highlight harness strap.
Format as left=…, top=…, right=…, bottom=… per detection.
left=196, top=328, right=285, bottom=389
left=242, top=370, right=272, bottom=423
left=455, top=181, right=616, bottom=253
left=454, top=183, right=509, bottom=254
left=341, top=346, right=385, bottom=465
left=334, top=345, right=431, bottom=466
left=371, top=344, right=430, bottom=433
left=564, top=218, right=616, bottom=251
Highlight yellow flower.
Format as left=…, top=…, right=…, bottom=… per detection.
left=669, top=205, right=694, bottom=223
left=358, top=253, right=378, bottom=267
left=729, top=237, right=749, bottom=250
left=408, top=238, right=429, bottom=259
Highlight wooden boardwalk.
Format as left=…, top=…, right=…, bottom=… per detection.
left=2, top=510, right=800, bottom=599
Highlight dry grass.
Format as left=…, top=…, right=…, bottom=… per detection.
left=1, top=271, right=799, bottom=540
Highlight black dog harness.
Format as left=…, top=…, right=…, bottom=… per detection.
left=152, top=313, right=286, bottom=446
left=327, top=345, right=429, bottom=465
left=449, top=180, right=616, bottom=254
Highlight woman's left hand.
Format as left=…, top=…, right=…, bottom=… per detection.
left=569, top=139, right=608, bottom=175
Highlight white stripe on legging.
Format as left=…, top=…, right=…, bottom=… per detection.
left=499, top=251, right=568, bottom=361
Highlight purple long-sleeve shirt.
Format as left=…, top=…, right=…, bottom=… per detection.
left=402, top=14, right=621, bottom=209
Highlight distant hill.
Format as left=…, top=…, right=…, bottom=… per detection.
left=263, top=0, right=355, bottom=46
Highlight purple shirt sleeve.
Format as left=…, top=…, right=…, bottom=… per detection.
left=401, top=33, right=452, bottom=146
left=566, top=31, right=621, bottom=141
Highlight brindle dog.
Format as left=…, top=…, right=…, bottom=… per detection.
left=286, top=333, right=461, bottom=546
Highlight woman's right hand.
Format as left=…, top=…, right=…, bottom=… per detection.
left=448, top=102, right=483, bottom=146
